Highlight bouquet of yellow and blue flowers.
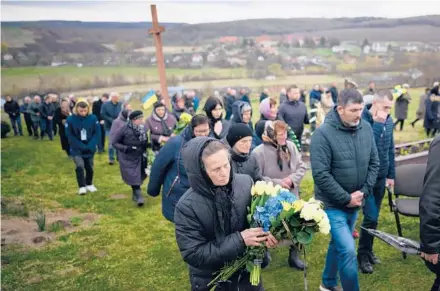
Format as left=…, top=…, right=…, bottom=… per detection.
left=208, top=181, right=330, bottom=290
left=174, top=112, right=192, bottom=135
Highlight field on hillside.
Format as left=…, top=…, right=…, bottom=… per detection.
left=1, top=88, right=434, bottom=290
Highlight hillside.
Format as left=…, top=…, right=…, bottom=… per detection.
left=1, top=16, right=440, bottom=54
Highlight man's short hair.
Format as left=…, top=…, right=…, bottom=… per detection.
left=338, top=88, right=363, bottom=107
left=374, top=89, right=394, bottom=101
left=77, top=101, right=88, bottom=108
left=287, top=85, right=298, bottom=93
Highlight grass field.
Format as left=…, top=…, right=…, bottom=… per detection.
left=1, top=87, right=434, bottom=290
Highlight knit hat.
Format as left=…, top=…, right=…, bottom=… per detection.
left=226, top=123, right=253, bottom=148
left=129, top=110, right=143, bottom=121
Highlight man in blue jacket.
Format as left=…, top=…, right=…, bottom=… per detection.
left=310, top=88, right=379, bottom=291
left=66, top=99, right=101, bottom=195
left=358, top=90, right=395, bottom=274
left=147, top=114, right=210, bottom=222
left=100, top=92, right=122, bottom=165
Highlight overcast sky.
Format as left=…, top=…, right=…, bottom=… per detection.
left=2, top=0, right=440, bottom=24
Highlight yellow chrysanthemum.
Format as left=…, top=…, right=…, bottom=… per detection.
left=281, top=201, right=292, bottom=211
left=292, top=200, right=305, bottom=212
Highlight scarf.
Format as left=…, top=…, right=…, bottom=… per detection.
left=262, top=125, right=291, bottom=171
left=155, top=110, right=172, bottom=137
left=231, top=150, right=249, bottom=163
left=128, top=120, right=147, bottom=142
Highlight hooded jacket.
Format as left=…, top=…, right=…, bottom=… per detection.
left=65, top=99, right=101, bottom=158
left=174, top=137, right=255, bottom=290
left=310, top=107, right=380, bottom=211
left=419, top=136, right=440, bottom=273
left=147, top=124, right=194, bottom=222
left=361, top=104, right=395, bottom=180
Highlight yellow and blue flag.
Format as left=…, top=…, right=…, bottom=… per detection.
left=142, top=90, right=157, bottom=110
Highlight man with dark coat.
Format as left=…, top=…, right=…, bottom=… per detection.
left=92, top=93, right=108, bottom=153
left=240, top=88, right=250, bottom=105
left=224, top=88, right=236, bottom=121
left=420, top=135, right=440, bottom=291
left=278, top=85, right=309, bottom=143
left=329, top=82, right=339, bottom=105
left=358, top=90, right=396, bottom=274
left=65, top=99, right=101, bottom=195
left=310, top=88, right=379, bottom=291
left=424, top=84, right=440, bottom=137
left=4, top=96, right=23, bottom=136
left=50, top=94, right=60, bottom=136
left=175, top=137, right=277, bottom=291
left=101, top=92, right=122, bottom=164
left=29, top=95, right=42, bottom=139
left=40, top=95, right=55, bottom=140
left=20, top=96, right=33, bottom=136
left=259, top=88, right=269, bottom=103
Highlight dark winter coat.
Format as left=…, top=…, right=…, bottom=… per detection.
left=100, top=101, right=122, bottom=130
left=329, top=86, right=338, bottom=105
left=40, top=102, right=55, bottom=120
left=92, top=100, right=104, bottom=121
left=259, top=92, right=269, bottom=103
left=28, top=102, right=42, bottom=123
left=172, top=105, right=190, bottom=122
left=204, top=96, right=230, bottom=139
left=20, top=103, right=31, bottom=117
left=394, top=93, right=411, bottom=120
left=145, top=111, right=177, bottom=152
left=4, top=100, right=20, bottom=118
left=278, top=100, right=309, bottom=139
left=230, top=150, right=262, bottom=182
left=65, top=112, right=101, bottom=158
left=54, top=108, right=70, bottom=151
left=309, top=89, right=322, bottom=103
left=424, top=98, right=440, bottom=130
left=416, top=93, right=428, bottom=119
left=419, top=136, right=440, bottom=275
left=175, top=137, right=259, bottom=291
left=310, top=108, right=380, bottom=211
left=112, top=124, right=148, bottom=186
left=147, top=125, right=194, bottom=222
left=231, top=101, right=261, bottom=149
left=241, top=94, right=250, bottom=104
left=362, top=105, right=396, bottom=180
left=225, top=94, right=236, bottom=120
left=279, top=93, right=288, bottom=104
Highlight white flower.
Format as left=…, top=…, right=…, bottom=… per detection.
left=254, top=181, right=266, bottom=196
left=300, top=202, right=318, bottom=221
left=312, top=209, right=326, bottom=223
left=318, top=217, right=331, bottom=235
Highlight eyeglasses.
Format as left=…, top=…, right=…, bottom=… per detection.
left=194, top=129, right=210, bottom=135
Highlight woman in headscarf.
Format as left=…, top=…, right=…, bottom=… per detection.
left=54, top=97, right=72, bottom=157
left=111, top=110, right=148, bottom=207
left=252, top=120, right=308, bottom=270
left=255, top=97, right=301, bottom=151
left=145, top=101, right=177, bottom=154
left=203, top=96, right=230, bottom=139
left=172, top=94, right=190, bottom=122
left=147, top=114, right=211, bottom=222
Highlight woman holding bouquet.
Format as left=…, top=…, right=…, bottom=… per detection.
left=253, top=120, right=308, bottom=270
left=175, top=137, right=277, bottom=291
left=111, top=110, right=148, bottom=207
left=203, top=96, right=230, bottom=139
left=145, top=102, right=177, bottom=154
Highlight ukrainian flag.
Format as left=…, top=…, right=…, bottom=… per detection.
left=142, top=90, right=157, bottom=110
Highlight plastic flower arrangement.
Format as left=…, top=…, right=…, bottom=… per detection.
left=208, top=181, right=330, bottom=290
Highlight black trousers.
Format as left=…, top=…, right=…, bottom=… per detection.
left=73, top=156, right=94, bottom=188
left=24, top=114, right=33, bottom=136
left=53, top=122, right=58, bottom=136
left=394, top=119, right=405, bottom=131
left=426, top=128, right=438, bottom=137
left=31, top=120, right=40, bottom=137
left=99, top=123, right=106, bottom=151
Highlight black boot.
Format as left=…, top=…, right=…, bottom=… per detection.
left=288, top=247, right=305, bottom=270
left=132, top=188, right=137, bottom=202
left=368, top=252, right=381, bottom=265
left=135, top=189, right=144, bottom=207
left=358, top=253, right=373, bottom=274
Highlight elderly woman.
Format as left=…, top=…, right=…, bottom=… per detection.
left=204, top=96, right=230, bottom=139
left=145, top=101, right=177, bottom=154
left=253, top=120, right=308, bottom=270
left=109, top=104, right=132, bottom=144
left=54, top=98, right=72, bottom=157
left=111, top=110, right=148, bottom=207
left=394, top=84, right=411, bottom=131
left=226, top=123, right=262, bottom=182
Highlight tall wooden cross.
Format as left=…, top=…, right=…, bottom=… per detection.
left=149, top=4, right=170, bottom=108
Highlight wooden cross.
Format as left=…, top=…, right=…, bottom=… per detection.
left=149, top=4, right=170, bottom=108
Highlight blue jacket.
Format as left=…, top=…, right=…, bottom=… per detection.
left=362, top=105, right=396, bottom=180
left=65, top=114, right=101, bottom=158
left=193, top=96, right=200, bottom=112
left=225, top=94, right=236, bottom=120
left=310, top=108, right=379, bottom=211
left=310, top=89, right=322, bottom=102
left=147, top=125, right=193, bottom=222
left=100, top=101, right=122, bottom=130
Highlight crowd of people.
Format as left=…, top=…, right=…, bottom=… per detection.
left=2, top=79, right=440, bottom=291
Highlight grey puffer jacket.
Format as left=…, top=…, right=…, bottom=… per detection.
left=230, top=150, right=262, bottom=182
left=175, top=137, right=260, bottom=291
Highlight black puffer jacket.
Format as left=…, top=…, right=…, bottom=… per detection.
left=420, top=136, right=440, bottom=275
left=175, top=137, right=259, bottom=291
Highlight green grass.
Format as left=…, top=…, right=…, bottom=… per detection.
left=1, top=88, right=434, bottom=291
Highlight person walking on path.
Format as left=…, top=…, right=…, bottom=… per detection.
left=21, top=96, right=33, bottom=137
left=411, top=87, right=431, bottom=128
left=4, top=96, right=23, bottom=136
left=40, top=95, right=55, bottom=140
left=92, top=93, right=109, bottom=153
left=101, top=92, right=122, bottom=165
left=310, top=88, right=379, bottom=291
left=65, top=99, right=101, bottom=195
left=29, top=95, right=42, bottom=139
left=111, top=110, right=148, bottom=207
left=357, top=90, right=395, bottom=274
left=54, top=98, right=72, bottom=157
left=424, top=84, right=440, bottom=137
left=145, top=101, right=177, bottom=155
left=394, top=84, right=411, bottom=131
